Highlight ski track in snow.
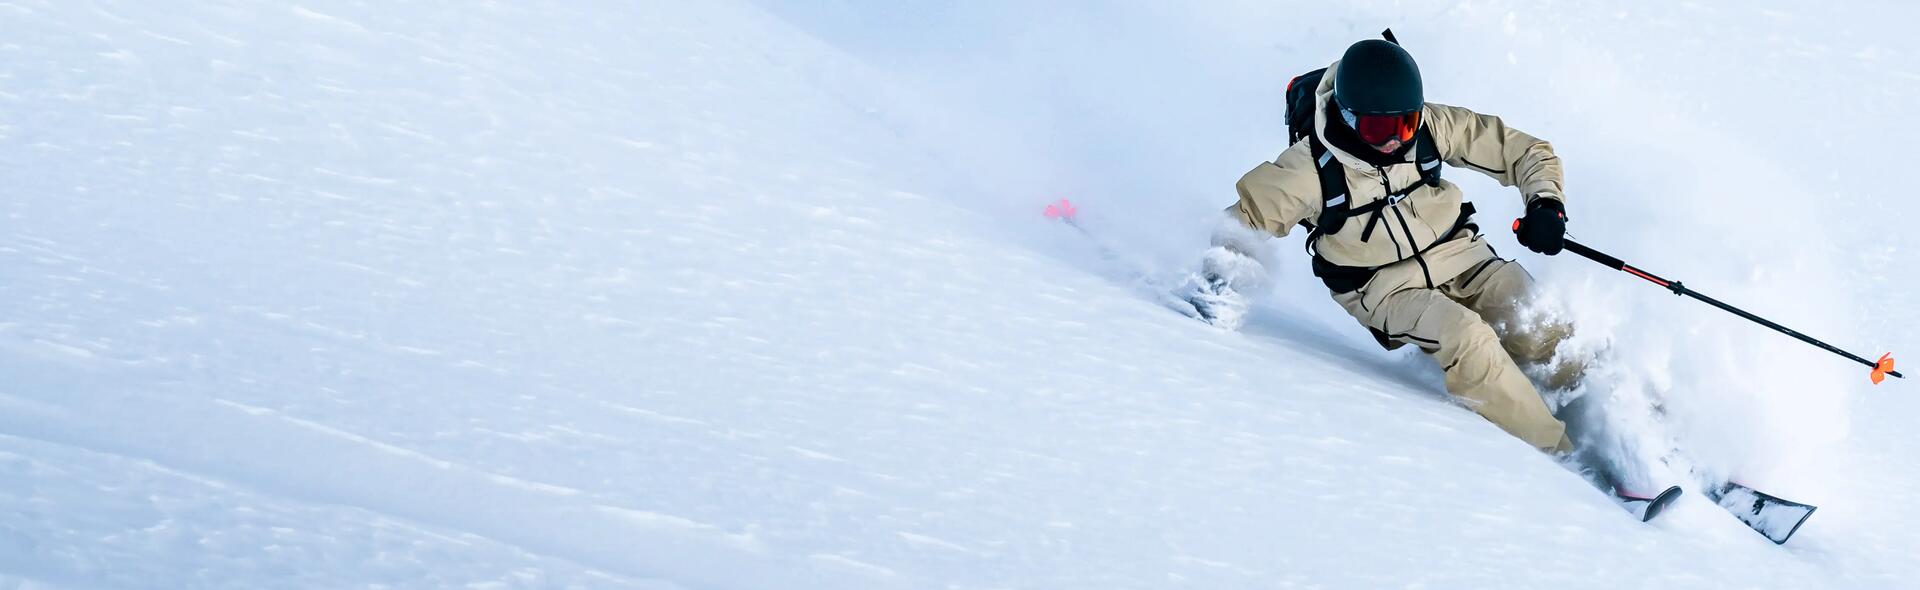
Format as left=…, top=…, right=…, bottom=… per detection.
left=0, top=0, right=1914, bottom=588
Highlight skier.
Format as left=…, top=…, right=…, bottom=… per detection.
left=1193, top=38, right=1582, bottom=453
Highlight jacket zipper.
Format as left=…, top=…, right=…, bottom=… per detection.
left=1394, top=207, right=1435, bottom=288
left=1373, top=168, right=1404, bottom=259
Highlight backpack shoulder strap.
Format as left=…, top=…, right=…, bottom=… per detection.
left=1413, top=124, right=1442, bottom=187
left=1306, top=136, right=1352, bottom=241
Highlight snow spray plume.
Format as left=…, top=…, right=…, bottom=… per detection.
left=1515, top=222, right=1902, bottom=385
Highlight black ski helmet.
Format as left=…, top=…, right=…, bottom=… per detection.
left=1333, top=39, right=1423, bottom=115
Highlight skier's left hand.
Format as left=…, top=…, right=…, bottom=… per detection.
left=1514, top=197, right=1567, bottom=255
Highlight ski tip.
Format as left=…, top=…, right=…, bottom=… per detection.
left=1043, top=198, right=1078, bottom=222
left=1714, top=481, right=1818, bottom=544
left=1774, top=505, right=1817, bottom=545
left=1641, top=486, right=1683, bottom=523
left=1611, top=485, right=1683, bottom=523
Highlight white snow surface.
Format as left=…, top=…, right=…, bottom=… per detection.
left=2, top=1, right=1917, bottom=588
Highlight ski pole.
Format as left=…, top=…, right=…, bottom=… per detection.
left=1519, top=228, right=1901, bottom=383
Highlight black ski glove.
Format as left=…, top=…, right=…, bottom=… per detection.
left=1514, top=198, right=1567, bottom=255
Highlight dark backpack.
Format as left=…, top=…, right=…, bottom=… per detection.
left=1284, top=68, right=1327, bottom=146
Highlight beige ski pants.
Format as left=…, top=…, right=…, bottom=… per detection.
left=1332, top=257, right=1576, bottom=453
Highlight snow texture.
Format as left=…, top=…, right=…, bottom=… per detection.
left=1, top=0, right=1917, bottom=588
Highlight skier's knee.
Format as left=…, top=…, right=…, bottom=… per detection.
left=1506, top=315, right=1571, bottom=364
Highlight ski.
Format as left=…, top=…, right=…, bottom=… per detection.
left=1706, top=482, right=1817, bottom=544
left=1613, top=485, right=1682, bottom=523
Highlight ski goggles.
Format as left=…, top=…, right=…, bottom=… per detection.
left=1341, top=107, right=1421, bottom=146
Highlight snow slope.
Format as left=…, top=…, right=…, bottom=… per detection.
left=0, top=1, right=1914, bottom=588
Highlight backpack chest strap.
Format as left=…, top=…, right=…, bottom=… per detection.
left=1303, top=125, right=1443, bottom=248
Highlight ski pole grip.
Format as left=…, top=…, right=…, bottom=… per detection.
left=1510, top=218, right=1625, bottom=270
left=1563, top=240, right=1624, bottom=270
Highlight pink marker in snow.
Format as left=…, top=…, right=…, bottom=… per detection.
left=1043, top=198, right=1078, bottom=223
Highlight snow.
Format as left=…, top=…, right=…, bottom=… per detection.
left=1, top=0, right=1916, bottom=588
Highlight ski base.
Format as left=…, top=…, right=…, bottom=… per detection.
left=1708, top=482, right=1817, bottom=544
